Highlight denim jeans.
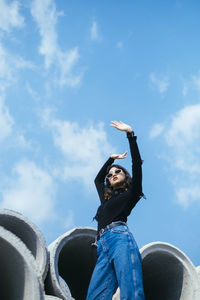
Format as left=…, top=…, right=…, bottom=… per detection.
left=87, top=223, right=145, bottom=300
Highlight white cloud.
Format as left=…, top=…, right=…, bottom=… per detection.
left=0, top=43, right=14, bottom=91
left=192, top=73, right=200, bottom=91
left=149, top=72, right=170, bottom=94
left=176, top=185, right=200, bottom=209
left=0, top=0, right=24, bottom=32
left=90, top=20, right=100, bottom=41
left=165, top=105, right=200, bottom=147
left=63, top=209, right=75, bottom=229
left=149, top=123, right=164, bottom=139
left=16, top=134, right=32, bottom=149
left=182, top=71, right=200, bottom=96
left=43, top=112, right=115, bottom=186
left=30, top=0, right=57, bottom=68
left=182, top=83, right=188, bottom=96
left=0, top=42, right=35, bottom=91
left=58, top=47, right=82, bottom=87
left=31, top=0, right=82, bottom=87
left=0, top=95, right=13, bottom=141
left=0, top=160, right=56, bottom=224
left=116, top=41, right=124, bottom=48
left=165, top=104, right=200, bottom=173
left=26, top=83, right=41, bottom=102
left=151, top=103, right=200, bottom=208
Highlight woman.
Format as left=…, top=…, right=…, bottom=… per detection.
left=86, top=121, right=145, bottom=300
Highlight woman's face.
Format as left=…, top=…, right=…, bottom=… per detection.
left=107, top=167, right=126, bottom=189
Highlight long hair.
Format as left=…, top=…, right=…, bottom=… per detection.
left=104, top=164, right=132, bottom=200
left=93, top=164, right=132, bottom=221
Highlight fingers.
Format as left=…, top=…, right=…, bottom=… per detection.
left=110, top=121, right=119, bottom=127
left=110, top=120, right=126, bottom=127
left=122, top=151, right=127, bottom=158
left=119, top=151, right=128, bottom=159
left=110, top=121, right=123, bottom=131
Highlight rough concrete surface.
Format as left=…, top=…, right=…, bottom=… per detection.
left=0, top=226, right=44, bottom=300
left=0, top=209, right=48, bottom=279
left=140, top=242, right=200, bottom=300
left=0, top=209, right=200, bottom=300
left=45, top=227, right=97, bottom=300
left=45, top=296, right=62, bottom=300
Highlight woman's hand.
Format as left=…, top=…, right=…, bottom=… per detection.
left=111, top=151, right=127, bottom=160
left=111, top=121, right=133, bottom=133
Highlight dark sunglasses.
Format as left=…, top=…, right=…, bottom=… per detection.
left=106, top=169, right=122, bottom=179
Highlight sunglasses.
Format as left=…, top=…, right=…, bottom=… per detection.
left=106, top=169, right=122, bottom=179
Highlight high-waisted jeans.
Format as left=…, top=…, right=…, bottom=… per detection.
left=86, top=223, right=145, bottom=300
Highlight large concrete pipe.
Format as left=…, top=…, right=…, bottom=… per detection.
left=140, top=242, right=200, bottom=300
left=45, top=296, right=62, bottom=300
left=196, top=266, right=200, bottom=284
left=0, top=209, right=48, bottom=279
left=0, top=226, right=45, bottom=300
left=45, top=227, right=97, bottom=300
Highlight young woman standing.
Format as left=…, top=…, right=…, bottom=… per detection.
left=86, top=121, right=145, bottom=300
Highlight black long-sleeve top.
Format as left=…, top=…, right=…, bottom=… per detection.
left=94, top=131, right=143, bottom=232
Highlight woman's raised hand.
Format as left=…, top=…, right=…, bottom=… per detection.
left=111, top=151, right=128, bottom=160
left=111, top=121, right=133, bottom=133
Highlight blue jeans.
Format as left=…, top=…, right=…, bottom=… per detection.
left=87, top=223, right=145, bottom=300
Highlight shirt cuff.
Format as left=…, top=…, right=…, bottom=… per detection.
left=108, top=157, right=115, bottom=163
left=126, top=131, right=135, bottom=138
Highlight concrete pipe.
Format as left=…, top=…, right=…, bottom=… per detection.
left=0, top=226, right=45, bottom=300
left=45, top=227, right=97, bottom=300
left=112, top=288, right=120, bottom=300
left=45, top=296, right=62, bottom=300
left=140, top=242, right=200, bottom=300
left=196, top=266, right=200, bottom=284
left=0, top=209, right=48, bottom=279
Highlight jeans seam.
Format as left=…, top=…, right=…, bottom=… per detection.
left=101, top=237, right=116, bottom=300
left=127, top=232, right=139, bottom=299
left=101, top=270, right=114, bottom=300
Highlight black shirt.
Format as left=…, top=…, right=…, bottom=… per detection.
left=94, top=132, right=143, bottom=232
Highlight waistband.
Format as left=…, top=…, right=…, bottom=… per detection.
left=97, top=221, right=127, bottom=240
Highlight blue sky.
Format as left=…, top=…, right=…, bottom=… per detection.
left=0, top=0, right=200, bottom=266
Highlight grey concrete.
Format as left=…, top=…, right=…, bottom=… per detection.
left=140, top=242, right=200, bottom=300
left=0, top=209, right=48, bottom=279
left=112, top=288, right=120, bottom=300
left=0, top=226, right=45, bottom=300
left=45, top=296, right=62, bottom=300
left=45, top=227, right=97, bottom=300
left=196, top=266, right=200, bottom=285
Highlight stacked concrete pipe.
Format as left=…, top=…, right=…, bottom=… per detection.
left=1, top=209, right=199, bottom=300
left=196, top=265, right=200, bottom=285
left=45, top=227, right=97, bottom=300
left=45, top=296, right=62, bottom=300
left=0, top=209, right=48, bottom=280
left=140, top=242, right=200, bottom=300
left=0, top=226, right=45, bottom=300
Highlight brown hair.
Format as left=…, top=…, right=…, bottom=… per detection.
left=104, top=164, right=132, bottom=200
left=93, top=164, right=132, bottom=221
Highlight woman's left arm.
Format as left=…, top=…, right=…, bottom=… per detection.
left=111, top=121, right=143, bottom=198
left=127, top=131, right=143, bottom=198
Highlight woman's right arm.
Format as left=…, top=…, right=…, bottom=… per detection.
left=94, top=157, right=114, bottom=203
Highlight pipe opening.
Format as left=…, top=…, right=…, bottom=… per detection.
left=0, top=210, right=48, bottom=279
left=0, top=238, right=25, bottom=299
left=0, top=214, right=37, bottom=257
left=142, top=251, right=184, bottom=300
left=58, top=233, right=97, bottom=300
